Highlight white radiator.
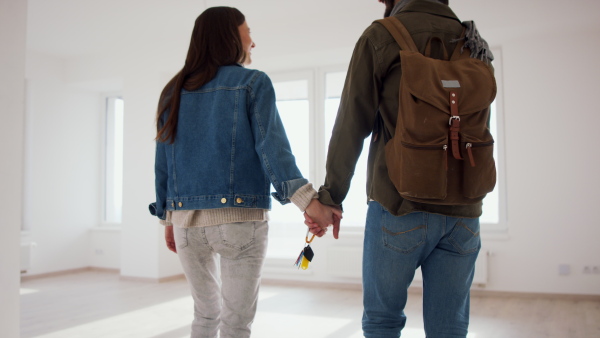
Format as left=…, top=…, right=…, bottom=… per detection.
left=327, top=247, right=489, bottom=286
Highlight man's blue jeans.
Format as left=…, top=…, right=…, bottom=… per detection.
left=362, top=201, right=481, bottom=338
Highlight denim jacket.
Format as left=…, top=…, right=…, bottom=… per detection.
left=149, top=65, right=307, bottom=221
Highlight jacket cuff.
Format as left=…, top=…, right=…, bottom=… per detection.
left=149, top=202, right=167, bottom=221
left=290, top=183, right=318, bottom=212
left=271, top=178, right=309, bottom=204
left=158, top=210, right=172, bottom=226
left=317, top=188, right=342, bottom=209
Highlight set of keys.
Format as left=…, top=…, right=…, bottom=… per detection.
left=294, top=229, right=316, bottom=270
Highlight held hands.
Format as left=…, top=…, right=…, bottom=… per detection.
left=304, top=199, right=343, bottom=239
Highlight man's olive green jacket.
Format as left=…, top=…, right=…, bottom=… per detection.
left=318, top=1, right=486, bottom=218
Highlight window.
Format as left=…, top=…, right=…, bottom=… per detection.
left=480, top=48, right=507, bottom=231
left=267, top=77, right=313, bottom=258
left=103, top=96, right=124, bottom=224
left=270, top=79, right=310, bottom=223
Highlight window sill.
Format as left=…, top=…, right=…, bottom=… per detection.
left=481, top=231, right=510, bottom=241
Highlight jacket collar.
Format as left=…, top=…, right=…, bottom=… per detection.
left=394, top=0, right=460, bottom=22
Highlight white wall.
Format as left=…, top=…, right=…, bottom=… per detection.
left=479, top=25, right=600, bottom=294
left=21, top=1, right=600, bottom=295
left=119, top=64, right=182, bottom=279
left=23, top=52, right=101, bottom=275
left=89, top=227, right=121, bottom=269
left=0, top=0, right=27, bottom=336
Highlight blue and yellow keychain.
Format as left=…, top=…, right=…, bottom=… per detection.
left=294, top=229, right=316, bottom=270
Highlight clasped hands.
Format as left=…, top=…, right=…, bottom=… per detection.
left=304, top=199, right=343, bottom=239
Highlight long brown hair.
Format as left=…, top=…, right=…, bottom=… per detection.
left=155, top=7, right=246, bottom=143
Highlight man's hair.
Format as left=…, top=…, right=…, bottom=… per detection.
left=380, top=0, right=450, bottom=18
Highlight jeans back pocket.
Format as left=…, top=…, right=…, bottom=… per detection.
left=448, top=218, right=481, bottom=255
left=382, top=212, right=427, bottom=254
left=218, top=222, right=257, bottom=251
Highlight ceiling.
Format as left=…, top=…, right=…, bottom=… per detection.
left=26, top=0, right=600, bottom=61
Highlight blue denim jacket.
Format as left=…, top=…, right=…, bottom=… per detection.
left=149, top=65, right=307, bottom=221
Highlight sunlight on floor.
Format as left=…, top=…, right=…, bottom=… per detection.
left=253, top=312, right=356, bottom=338
left=33, top=297, right=194, bottom=338
left=257, top=289, right=280, bottom=302
left=19, top=288, right=39, bottom=295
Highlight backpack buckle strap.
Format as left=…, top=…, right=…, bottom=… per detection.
left=449, top=91, right=463, bottom=160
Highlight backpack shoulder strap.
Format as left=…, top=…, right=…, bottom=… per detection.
left=376, top=17, right=419, bottom=52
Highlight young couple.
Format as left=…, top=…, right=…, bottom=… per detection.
left=151, top=1, right=491, bottom=337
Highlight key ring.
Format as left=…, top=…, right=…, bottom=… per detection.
left=305, top=228, right=316, bottom=243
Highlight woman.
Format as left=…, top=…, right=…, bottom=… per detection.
left=149, top=7, right=339, bottom=338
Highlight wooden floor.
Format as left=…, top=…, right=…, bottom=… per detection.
left=20, top=269, right=600, bottom=338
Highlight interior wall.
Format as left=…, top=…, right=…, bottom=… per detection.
left=119, top=64, right=182, bottom=279
left=23, top=52, right=101, bottom=275
left=0, top=0, right=27, bottom=336
left=479, top=25, right=600, bottom=294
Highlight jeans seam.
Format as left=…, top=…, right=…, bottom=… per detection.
left=448, top=220, right=481, bottom=255
left=460, top=221, right=480, bottom=237
left=177, top=228, right=189, bottom=249
left=382, top=224, right=426, bottom=236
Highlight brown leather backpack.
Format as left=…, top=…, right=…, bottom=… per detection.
left=377, top=17, right=497, bottom=205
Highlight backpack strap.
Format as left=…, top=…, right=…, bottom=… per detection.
left=424, top=37, right=449, bottom=60
left=376, top=17, right=419, bottom=52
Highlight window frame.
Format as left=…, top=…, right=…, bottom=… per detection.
left=481, top=47, right=508, bottom=236
left=101, top=93, right=124, bottom=226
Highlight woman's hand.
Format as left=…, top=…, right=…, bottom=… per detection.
left=165, top=226, right=177, bottom=253
left=304, top=200, right=343, bottom=239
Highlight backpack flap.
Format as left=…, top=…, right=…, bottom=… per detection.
left=400, top=50, right=497, bottom=118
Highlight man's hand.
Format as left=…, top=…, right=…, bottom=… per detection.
left=304, top=200, right=342, bottom=239
left=165, top=226, right=177, bottom=253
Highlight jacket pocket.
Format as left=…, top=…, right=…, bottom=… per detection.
left=462, top=141, right=496, bottom=199
left=389, top=140, right=448, bottom=200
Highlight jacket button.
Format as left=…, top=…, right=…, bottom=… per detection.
left=221, top=198, right=227, bottom=204
left=236, top=198, right=243, bottom=204
left=178, top=202, right=183, bottom=207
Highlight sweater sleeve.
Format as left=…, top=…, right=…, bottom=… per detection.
left=289, top=183, right=319, bottom=212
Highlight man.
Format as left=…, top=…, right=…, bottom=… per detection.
left=307, top=0, right=494, bottom=336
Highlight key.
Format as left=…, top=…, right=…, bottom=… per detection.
left=299, top=245, right=314, bottom=270
left=295, top=229, right=316, bottom=270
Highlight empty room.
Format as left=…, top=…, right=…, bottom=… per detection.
left=2, top=0, right=600, bottom=337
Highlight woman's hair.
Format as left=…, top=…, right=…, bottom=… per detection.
left=156, top=7, right=246, bottom=143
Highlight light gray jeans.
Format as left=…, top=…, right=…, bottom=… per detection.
left=173, top=221, right=268, bottom=338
